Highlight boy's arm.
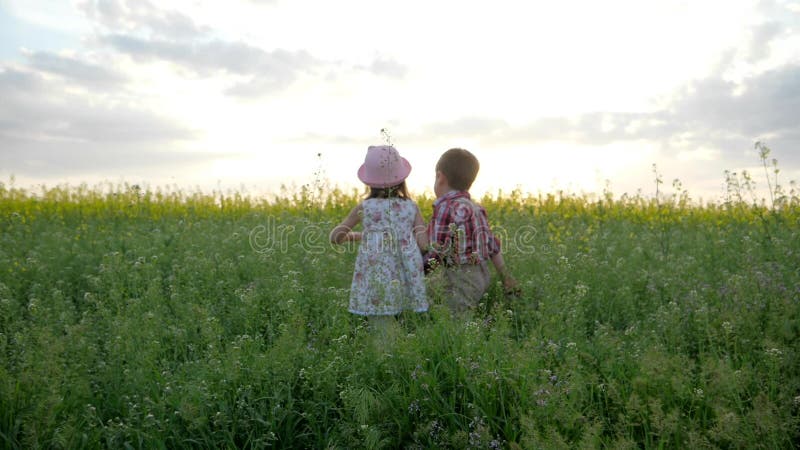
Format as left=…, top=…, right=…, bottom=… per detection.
left=330, top=204, right=363, bottom=244
left=422, top=203, right=448, bottom=273
left=413, top=207, right=429, bottom=253
left=478, top=204, right=519, bottom=294
left=427, top=202, right=450, bottom=254
left=491, top=251, right=520, bottom=295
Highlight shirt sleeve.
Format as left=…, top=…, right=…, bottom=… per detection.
left=428, top=201, right=452, bottom=253
left=479, top=207, right=501, bottom=258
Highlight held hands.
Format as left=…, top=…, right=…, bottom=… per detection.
left=329, top=227, right=361, bottom=245
left=420, top=247, right=440, bottom=275
left=330, top=205, right=363, bottom=245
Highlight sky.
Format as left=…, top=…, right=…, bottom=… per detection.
left=1, top=0, right=799, bottom=203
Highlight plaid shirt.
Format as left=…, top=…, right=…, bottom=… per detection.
left=427, top=190, right=501, bottom=266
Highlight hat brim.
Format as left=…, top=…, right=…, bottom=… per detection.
left=357, top=157, right=412, bottom=188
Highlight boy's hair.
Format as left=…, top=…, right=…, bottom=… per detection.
left=436, top=148, right=480, bottom=191
left=365, top=181, right=411, bottom=199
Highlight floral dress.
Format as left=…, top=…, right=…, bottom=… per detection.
left=349, top=198, right=428, bottom=316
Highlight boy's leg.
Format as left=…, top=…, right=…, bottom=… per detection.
left=443, top=262, right=491, bottom=313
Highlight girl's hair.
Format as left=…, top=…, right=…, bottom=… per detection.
left=365, top=181, right=411, bottom=199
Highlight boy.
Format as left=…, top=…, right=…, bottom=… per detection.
left=425, top=148, right=519, bottom=313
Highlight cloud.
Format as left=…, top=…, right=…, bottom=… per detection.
left=24, top=50, right=127, bottom=88
left=411, top=113, right=649, bottom=147
left=104, top=33, right=323, bottom=96
left=78, top=0, right=210, bottom=39
left=288, top=58, right=800, bottom=172
left=79, top=1, right=404, bottom=97
left=0, top=67, right=194, bottom=143
left=283, top=132, right=365, bottom=146
left=359, top=57, right=408, bottom=79
left=102, top=33, right=411, bottom=96
left=426, top=60, right=799, bottom=164
left=421, top=117, right=510, bottom=138
left=661, top=63, right=800, bottom=163
left=0, top=66, right=211, bottom=178
left=0, top=137, right=218, bottom=179
left=109, top=33, right=317, bottom=75
left=224, top=75, right=296, bottom=97
left=747, top=21, right=784, bottom=62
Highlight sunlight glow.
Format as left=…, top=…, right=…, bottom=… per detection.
left=1, top=0, right=797, bottom=203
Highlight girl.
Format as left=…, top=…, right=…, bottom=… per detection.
left=330, top=145, right=429, bottom=322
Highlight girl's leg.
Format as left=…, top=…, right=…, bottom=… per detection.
left=367, top=315, right=399, bottom=351
left=367, top=314, right=396, bottom=333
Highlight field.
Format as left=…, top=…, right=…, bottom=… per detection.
left=1, top=180, right=799, bottom=449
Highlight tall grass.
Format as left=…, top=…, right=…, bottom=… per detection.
left=1, top=176, right=798, bottom=449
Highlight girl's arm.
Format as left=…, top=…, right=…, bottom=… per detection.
left=330, top=204, right=363, bottom=244
left=413, top=206, right=429, bottom=252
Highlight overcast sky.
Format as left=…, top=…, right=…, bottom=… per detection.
left=1, top=0, right=799, bottom=202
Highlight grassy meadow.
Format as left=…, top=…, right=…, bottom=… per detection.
left=1, top=177, right=799, bottom=449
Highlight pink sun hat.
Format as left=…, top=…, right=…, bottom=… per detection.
left=357, top=145, right=412, bottom=188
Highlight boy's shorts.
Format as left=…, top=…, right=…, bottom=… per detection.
left=441, top=261, right=491, bottom=313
